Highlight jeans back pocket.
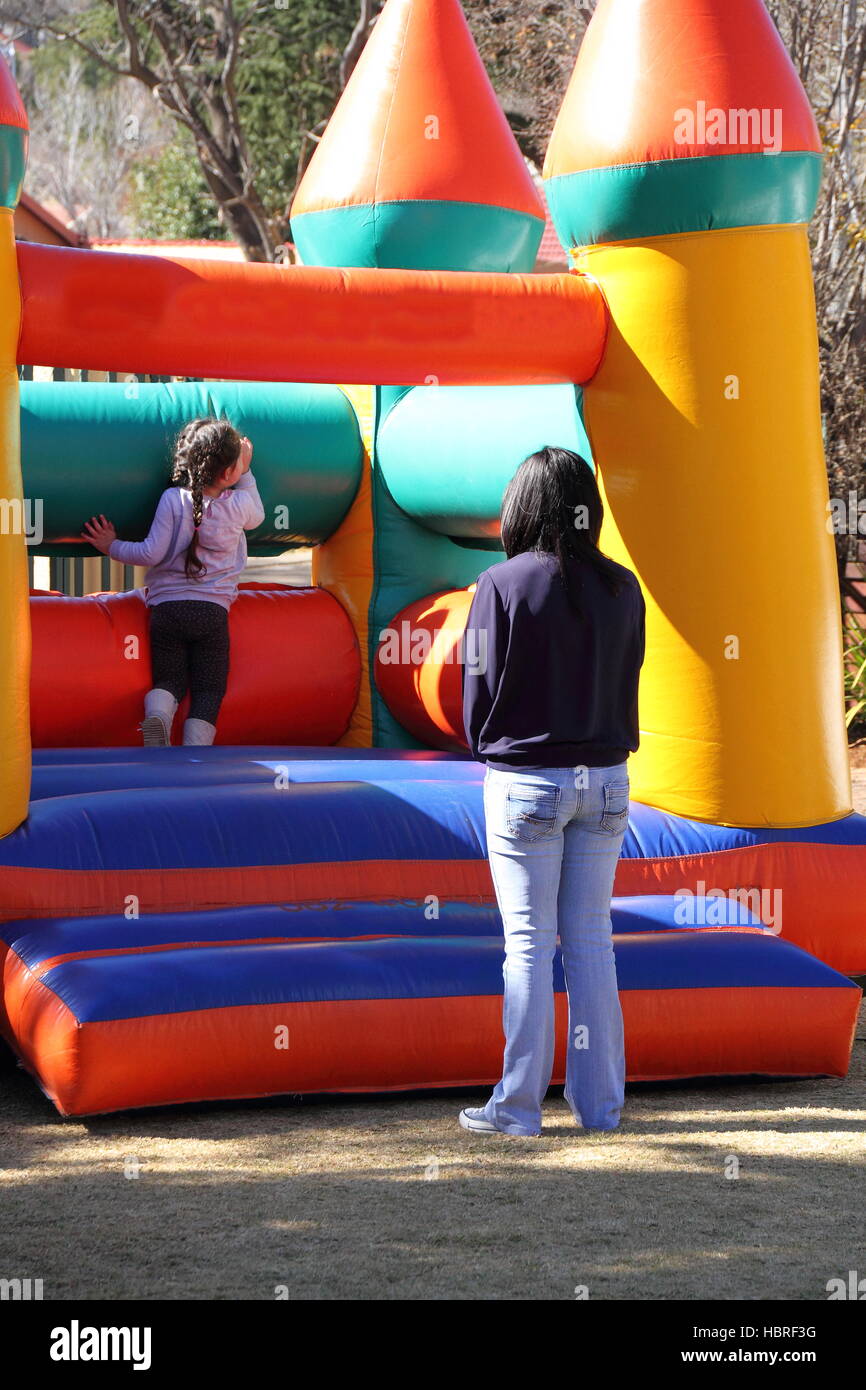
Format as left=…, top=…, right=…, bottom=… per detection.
left=505, top=784, right=562, bottom=841
left=600, top=780, right=630, bottom=835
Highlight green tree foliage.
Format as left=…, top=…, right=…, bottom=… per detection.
left=130, top=136, right=225, bottom=241
left=2, top=0, right=364, bottom=257
left=463, top=1, right=595, bottom=169
left=237, top=0, right=357, bottom=225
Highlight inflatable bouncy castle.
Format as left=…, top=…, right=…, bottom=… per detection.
left=1, top=0, right=864, bottom=1116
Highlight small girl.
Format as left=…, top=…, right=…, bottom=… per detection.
left=82, top=416, right=265, bottom=748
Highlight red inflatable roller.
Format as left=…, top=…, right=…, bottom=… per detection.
left=30, top=586, right=360, bottom=747
left=375, top=588, right=472, bottom=751
left=17, top=243, right=607, bottom=387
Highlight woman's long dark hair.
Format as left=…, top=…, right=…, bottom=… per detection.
left=171, top=417, right=242, bottom=577
left=500, top=446, right=624, bottom=614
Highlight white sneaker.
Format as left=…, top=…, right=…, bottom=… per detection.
left=140, top=689, right=178, bottom=747
left=139, top=714, right=172, bottom=747
left=458, top=1107, right=501, bottom=1134
left=183, top=718, right=217, bottom=747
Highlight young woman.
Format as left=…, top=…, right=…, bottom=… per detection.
left=82, top=417, right=264, bottom=748
left=460, top=446, right=646, bottom=1137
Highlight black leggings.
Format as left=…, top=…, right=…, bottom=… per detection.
left=149, top=601, right=230, bottom=726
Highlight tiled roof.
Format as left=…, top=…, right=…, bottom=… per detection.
left=18, top=191, right=82, bottom=246
left=527, top=159, right=568, bottom=268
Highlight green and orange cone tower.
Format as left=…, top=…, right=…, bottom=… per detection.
left=544, top=0, right=848, bottom=827
left=291, top=0, right=545, bottom=272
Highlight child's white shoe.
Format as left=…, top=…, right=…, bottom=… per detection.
left=139, top=689, right=178, bottom=747
left=183, top=718, right=216, bottom=747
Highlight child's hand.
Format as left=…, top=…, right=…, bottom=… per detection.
left=240, top=436, right=253, bottom=472
left=81, top=515, right=117, bottom=555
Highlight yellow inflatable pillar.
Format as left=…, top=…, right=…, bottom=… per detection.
left=544, top=0, right=849, bottom=826
left=0, top=61, right=30, bottom=835
left=312, top=385, right=376, bottom=747
left=577, top=229, right=848, bottom=825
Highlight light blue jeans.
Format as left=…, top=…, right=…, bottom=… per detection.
left=481, top=762, right=629, bottom=1136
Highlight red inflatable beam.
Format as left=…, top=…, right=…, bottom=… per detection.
left=16, top=242, right=607, bottom=387
left=30, top=587, right=360, bottom=747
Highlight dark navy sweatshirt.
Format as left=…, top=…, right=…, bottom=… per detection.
left=461, top=549, right=646, bottom=769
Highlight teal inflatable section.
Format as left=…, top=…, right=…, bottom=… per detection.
left=368, top=384, right=593, bottom=747
left=21, top=381, right=363, bottom=557
left=0, top=123, right=26, bottom=210
left=545, top=151, right=823, bottom=249
left=376, top=384, right=592, bottom=537
left=292, top=199, right=543, bottom=272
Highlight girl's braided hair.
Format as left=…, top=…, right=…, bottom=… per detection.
left=170, top=417, right=242, bottom=577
